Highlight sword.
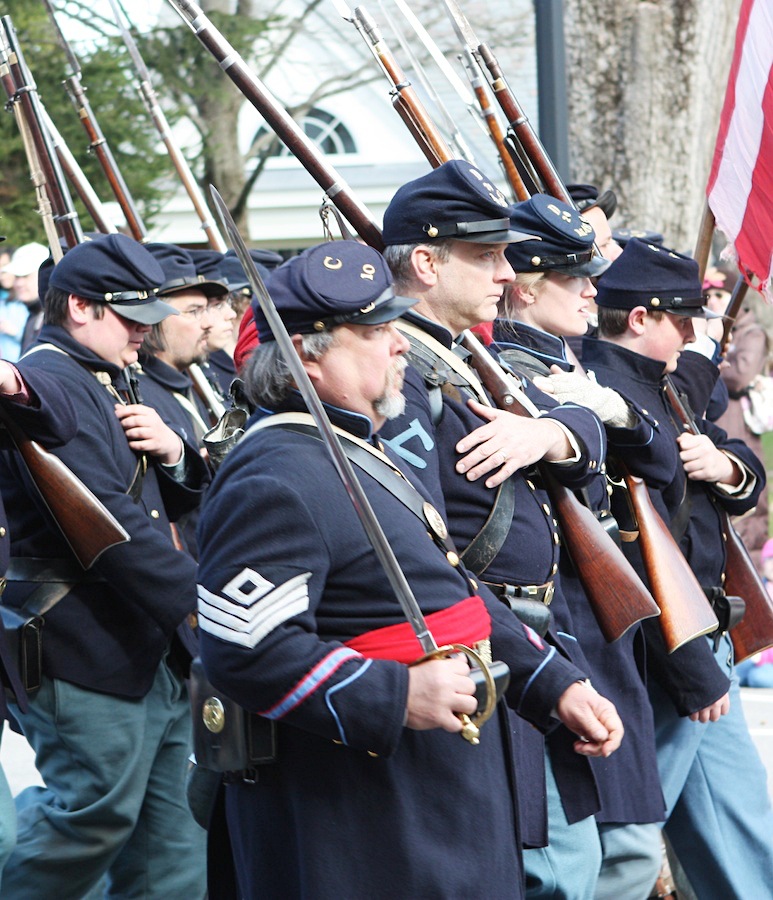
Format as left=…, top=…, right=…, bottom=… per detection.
left=210, top=186, right=505, bottom=744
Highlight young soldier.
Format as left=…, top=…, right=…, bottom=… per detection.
left=0, top=233, right=209, bottom=899
left=494, top=195, right=666, bottom=899
left=195, top=239, right=622, bottom=900
left=543, top=237, right=773, bottom=898
left=379, top=162, right=622, bottom=899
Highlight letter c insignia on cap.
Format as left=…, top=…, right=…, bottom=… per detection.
left=323, top=256, right=343, bottom=270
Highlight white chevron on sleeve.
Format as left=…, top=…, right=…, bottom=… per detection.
left=197, top=571, right=312, bottom=649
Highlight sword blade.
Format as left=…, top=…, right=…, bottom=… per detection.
left=210, top=187, right=438, bottom=655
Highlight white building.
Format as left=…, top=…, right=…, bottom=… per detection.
left=151, top=0, right=538, bottom=251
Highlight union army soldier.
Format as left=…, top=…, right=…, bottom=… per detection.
left=0, top=234, right=209, bottom=898
left=494, top=196, right=665, bottom=899
left=544, top=237, right=773, bottom=898
left=139, top=242, right=228, bottom=447
left=0, top=356, right=78, bottom=890
left=195, top=239, right=622, bottom=900
left=377, top=161, right=623, bottom=898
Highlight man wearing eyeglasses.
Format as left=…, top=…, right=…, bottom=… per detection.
left=137, top=243, right=229, bottom=449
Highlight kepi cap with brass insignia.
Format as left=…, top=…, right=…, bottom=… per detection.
left=48, top=233, right=178, bottom=325
left=506, top=194, right=610, bottom=277
left=595, top=237, right=722, bottom=318
left=145, top=243, right=228, bottom=299
left=382, top=159, right=536, bottom=246
left=254, top=240, right=418, bottom=343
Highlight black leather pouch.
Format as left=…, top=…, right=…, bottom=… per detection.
left=189, top=657, right=277, bottom=773
left=0, top=605, right=43, bottom=696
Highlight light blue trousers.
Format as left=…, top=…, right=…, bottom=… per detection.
left=524, top=748, right=602, bottom=899
left=653, top=635, right=773, bottom=900
left=3, top=660, right=206, bottom=899
left=0, top=725, right=16, bottom=894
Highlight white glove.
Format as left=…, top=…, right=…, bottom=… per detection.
left=535, top=371, right=636, bottom=428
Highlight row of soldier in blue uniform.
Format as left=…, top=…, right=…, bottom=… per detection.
left=0, top=159, right=770, bottom=899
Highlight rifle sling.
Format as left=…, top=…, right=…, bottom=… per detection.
left=248, top=413, right=470, bottom=575
left=396, top=323, right=517, bottom=574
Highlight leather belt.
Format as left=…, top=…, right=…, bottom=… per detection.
left=5, top=558, right=105, bottom=583
left=482, top=580, right=555, bottom=606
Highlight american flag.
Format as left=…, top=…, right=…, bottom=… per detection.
left=707, top=0, right=773, bottom=299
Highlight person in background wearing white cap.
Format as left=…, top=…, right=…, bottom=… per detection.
left=0, top=233, right=209, bottom=899
left=1, top=242, right=50, bottom=355
left=0, top=244, right=28, bottom=362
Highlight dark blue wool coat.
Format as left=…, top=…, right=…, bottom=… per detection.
left=0, top=325, right=208, bottom=698
left=197, top=394, right=587, bottom=899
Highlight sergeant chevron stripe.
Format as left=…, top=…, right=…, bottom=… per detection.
left=197, top=570, right=312, bottom=648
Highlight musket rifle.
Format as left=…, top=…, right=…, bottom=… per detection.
left=439, top=0, right=565, bottom=201
left=332, top=0, right=453, bottom=168
left=107, top=0, right=228, bottom=252
left=663, top=375, right=773, bottom=662
left=1, top=15, right=83, bottom=248
left=211, top=186, right=507, bottom=745
left=42, top=0, right=148, bottom=241
left=165, top=0, right=383, bottom=250
left=461, top=330, right=660, bottom=642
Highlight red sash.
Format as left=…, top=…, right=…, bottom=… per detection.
left=345, top=595, right=490, bottom=664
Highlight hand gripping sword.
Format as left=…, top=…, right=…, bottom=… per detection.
left=210, top=187, right=508, bottom=744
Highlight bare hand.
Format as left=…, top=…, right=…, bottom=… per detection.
left=555, top=681, right=624, bottom=757
left=115, top=403, right=184, bottom=465
left=677, top=432, right=738, bottom=484
left=689, top=692, right=730, bottom=723
left=405, top=656, right=478, bottom=733
left=455, top=399, right=573, bottom=488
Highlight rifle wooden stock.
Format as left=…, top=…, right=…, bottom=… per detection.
left=0, top=409, right=129, bottom=570
left=166, top=0, right=383, bottom=250
left=460, top=331, right=660, bottom=641
left=622, top=471, right=718, bottom=650
left=722, top=517, right=773, bottom=662
left=392, top=94, right=447, bottom=168
left=663, top=376, right=773, bottom=661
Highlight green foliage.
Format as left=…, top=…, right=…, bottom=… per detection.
left=0, top=0, right=170, bottom=244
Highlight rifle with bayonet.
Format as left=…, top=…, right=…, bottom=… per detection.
left=107, top=0, right=227, bottom=252
left=1, top=16, right=83, bottom=249
left=165, top=0, right=383, bottom=250
left=42, top=0, right=148, bottom=241
left=333, top=0, right=453, bottom=168
left=663, top=375, right=773, bottom=662
left=439, top=0, right=567, bottom=202
left=460, top=330, right=660, bottom=642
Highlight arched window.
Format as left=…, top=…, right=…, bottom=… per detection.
left=256, top=108, right=357, bottom=156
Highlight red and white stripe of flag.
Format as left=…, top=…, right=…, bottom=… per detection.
left=707, top=0, right=773, bottom=298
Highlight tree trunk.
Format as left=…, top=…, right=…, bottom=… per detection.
left=564, top=0, right=741, bottom=252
